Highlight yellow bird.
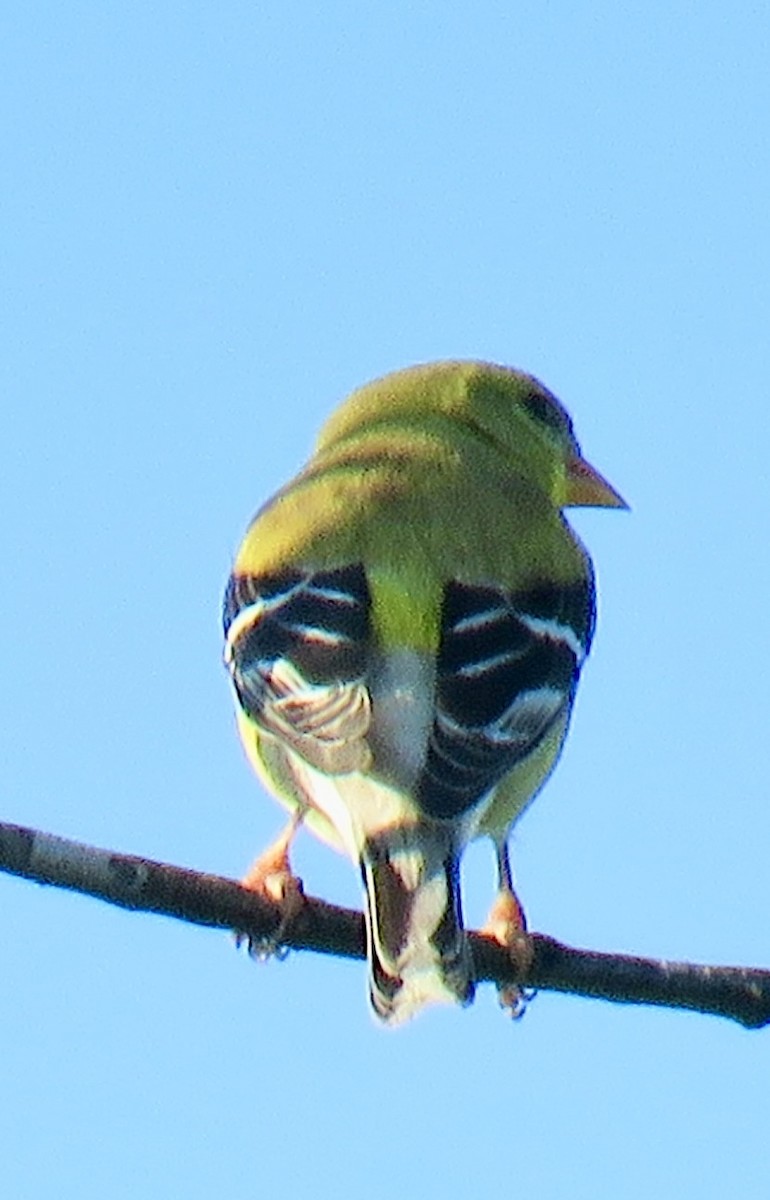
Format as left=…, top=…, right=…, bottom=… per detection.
left=223, top=361, right=625, bottom=1023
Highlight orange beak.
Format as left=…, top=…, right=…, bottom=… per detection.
left=565, top=454, right=628, bottom=509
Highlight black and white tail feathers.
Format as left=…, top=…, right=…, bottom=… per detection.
left=361, top=830, right=474, bottom=1025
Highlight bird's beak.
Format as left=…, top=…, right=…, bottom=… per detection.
left=565, top=454, right=628, bottom=509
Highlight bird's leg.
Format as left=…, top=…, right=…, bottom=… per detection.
left=237, top=808, right=306, bottom=960
left=480, top=838, right=535, bottom=1018
left=482, top=837, right=528, bottom=940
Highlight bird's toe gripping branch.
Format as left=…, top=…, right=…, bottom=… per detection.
left=480, top=884, right=536, bottom=1019
left=235, top=813, right=306, bottom=961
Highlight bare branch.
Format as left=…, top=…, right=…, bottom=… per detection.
left=2, top=818, right=768, bottom=1028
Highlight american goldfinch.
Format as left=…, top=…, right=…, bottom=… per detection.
left=223, top=361, right=625, bottom=1024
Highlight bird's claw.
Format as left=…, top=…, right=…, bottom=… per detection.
left=498, top=982, right=537, bottom=1019
left=234, top=874, right=305, bottom=960
left=481, top=885, right=536, bottom=1019
left=235, top=930, right=293, bottom=963
left=235, top=820, right=306, bottom=961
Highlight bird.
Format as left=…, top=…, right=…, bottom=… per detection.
left=223, top=360, right=625, bottom=1024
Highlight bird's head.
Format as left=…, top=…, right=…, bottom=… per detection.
left=316, top=360, right=627, bottom=511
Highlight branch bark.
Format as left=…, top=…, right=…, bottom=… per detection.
left=2, top=818, right=767, bottom=1029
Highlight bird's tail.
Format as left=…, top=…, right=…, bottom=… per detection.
left=360, top=830, right=475, bottom=1025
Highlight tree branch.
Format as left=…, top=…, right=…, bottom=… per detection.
left=2, top=818, right=767, bottom=1028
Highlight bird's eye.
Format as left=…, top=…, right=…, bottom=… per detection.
left=520, top=390, right=570, bottom=436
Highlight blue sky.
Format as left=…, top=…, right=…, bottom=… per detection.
left=3, top=4, right=770, bottom=1197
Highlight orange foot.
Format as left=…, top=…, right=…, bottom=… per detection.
left=236, top=815, right=305, bottom=961
left=481, top=886, right=535, bottom=1019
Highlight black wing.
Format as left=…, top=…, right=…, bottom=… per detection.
left=223, top=564, right=372, bottom=773
left=416, top=578, right=595, bottom=819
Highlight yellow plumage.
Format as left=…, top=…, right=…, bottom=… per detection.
left=224, top=361, right=625, bottom=1022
